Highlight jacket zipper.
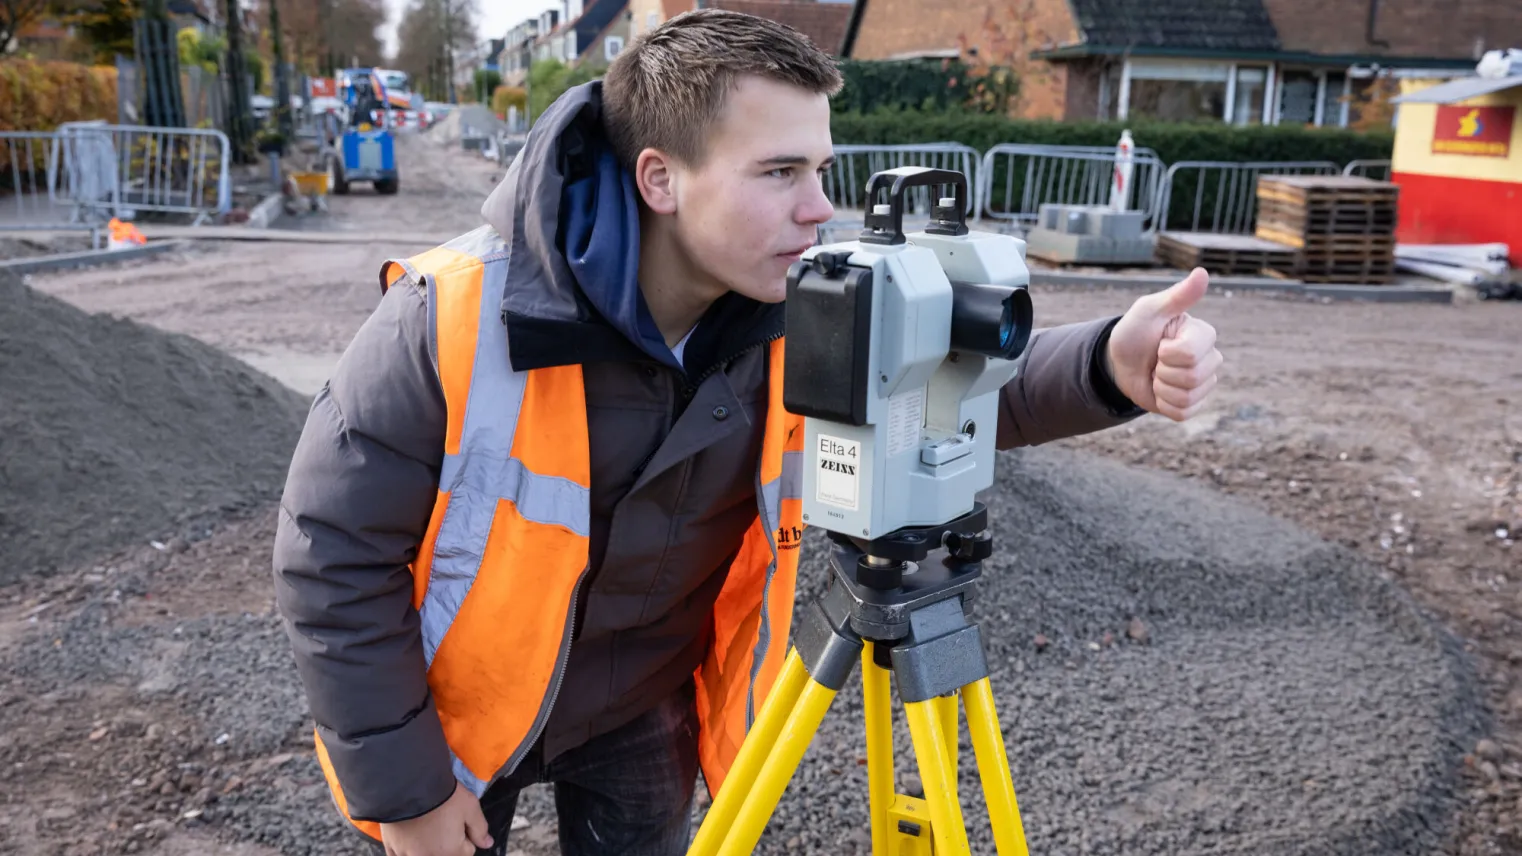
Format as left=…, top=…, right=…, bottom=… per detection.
left=508, top=329, right=786, bottom=775
left=495, top=565, right=589, bottom=783
left=682, top=329, right=783, bottom=399
left=633, top=330, right=783, bottom=479
left=694, top=329, right=783, bottom=729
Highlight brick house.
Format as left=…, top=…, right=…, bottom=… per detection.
left=842, top=0, right=1522, bottom=125
left=628, top=0, right=854, bottom=54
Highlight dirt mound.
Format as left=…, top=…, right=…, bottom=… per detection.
left=0, top=271, right=309, bottom=585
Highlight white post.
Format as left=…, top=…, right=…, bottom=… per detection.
left=1118, top=58, right=1132, bottom=120
left=1110, top=129, right=1135, bottom=211
left=1314, top=71, right=1327, bottom=126
left=1224, top=62, right=1238, bottom=124
left=1263, top=64, right=1277, bottom=124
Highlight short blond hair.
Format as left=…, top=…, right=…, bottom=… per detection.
left=601, top=8, right=843, bottom=171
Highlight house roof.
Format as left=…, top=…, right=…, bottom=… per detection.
left=1262, top=0, right=1522, bottom=61
left=707, top=0, right=854, bottom=55
left=1067, top=0, right=1279, bottom=52
left=1391, top=75, right=1522, bottom=104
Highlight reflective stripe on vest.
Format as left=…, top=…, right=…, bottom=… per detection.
left=321, top=224, right=805, bottom=841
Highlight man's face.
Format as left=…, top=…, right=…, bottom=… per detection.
left=666, top=76, right=836, bottom=304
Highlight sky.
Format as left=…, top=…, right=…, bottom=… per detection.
left=379, top=0, right=560, bottom=59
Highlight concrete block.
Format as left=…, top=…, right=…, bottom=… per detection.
left=1091, top=209, right=1145, bottom=241
left=1026, top=227, right=1156, bottom=264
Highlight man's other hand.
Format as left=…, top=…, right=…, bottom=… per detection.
left=381, top=783, right=494, bottom=856
left=1105, top=267, right=1222, bottom=422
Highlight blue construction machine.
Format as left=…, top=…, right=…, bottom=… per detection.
left=325, top=68, right=399, bottom=195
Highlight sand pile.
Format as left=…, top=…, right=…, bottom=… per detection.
left=0, top=272, right=309, bottom=585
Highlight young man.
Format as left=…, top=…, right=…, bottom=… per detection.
left=273, top=10, right=1222, bottom=856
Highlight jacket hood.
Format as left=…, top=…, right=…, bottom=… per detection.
left=481, top=80, right=681, bottom=371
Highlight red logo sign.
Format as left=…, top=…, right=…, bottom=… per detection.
left=1432, top=105, right=1514, bottom=157
left=308, top=78, right=338, bottom=99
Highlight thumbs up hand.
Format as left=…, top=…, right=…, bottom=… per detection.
left=1104, top=267, right=1222, bottom=422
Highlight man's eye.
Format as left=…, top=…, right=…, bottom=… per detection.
left=768, top=167, right=793, bottom=178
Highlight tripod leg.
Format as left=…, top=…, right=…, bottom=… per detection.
left=862, top=642, right=894, bottom=856
left=935, top=692, right=960, bottom=790
left=962, top=677, right=1030, bottom=856
left=904, top=700, right=973, bottom=856
left=688, top=648, right=811, bottom=856
left=717, top=677, right=840, bottom=856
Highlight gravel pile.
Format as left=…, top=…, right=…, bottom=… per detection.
left=0, top=445, right=1482, bottom=855
left=0, top=272, right=309, bottom=585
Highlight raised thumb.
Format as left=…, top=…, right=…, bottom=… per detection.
left=1151, top=267, right=1209, bottom=319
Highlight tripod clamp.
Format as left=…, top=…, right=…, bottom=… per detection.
left=792, top=503, right=993, bottom=705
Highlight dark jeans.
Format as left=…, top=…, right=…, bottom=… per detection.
left=370, top=682, right=700, bottom=856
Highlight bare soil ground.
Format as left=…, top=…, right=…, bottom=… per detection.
left=3, top=132, right=1520, bottom=855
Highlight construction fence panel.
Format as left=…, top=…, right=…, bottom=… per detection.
left=0, top=131, right=106, bottom=243
left=824, top=143, right=983, bottom=227
left=57, top=123, right=232, bottom=224
left=1159, top=160, right=1342, bottom=234
left=1343, top=159, right=1393, bottom=181
left=978, top=144, right=1168, bottom=233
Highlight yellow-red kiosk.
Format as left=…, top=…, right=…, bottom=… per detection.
left=1391, top=71, right=1522, bottom=264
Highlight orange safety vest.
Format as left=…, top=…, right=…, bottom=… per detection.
left=313, top=225, right=806, bottom=841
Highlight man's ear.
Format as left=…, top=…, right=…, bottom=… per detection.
left=634, top=148, right=678, bottom=215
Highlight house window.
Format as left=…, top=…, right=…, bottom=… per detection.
left=1231, top=66, right=1268, bottom=125
left=605, top=36, right=624, bottom=61
left=1123, top=59, right=1230, bottom=122
left=1278, top=70, right=1320, bottom=125
left=647, top=11, right=658, bottom=30
left=1320, top=72, right=1349, bottom=127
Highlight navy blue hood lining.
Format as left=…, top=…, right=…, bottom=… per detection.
left=484, top=80, right=783, bottom=377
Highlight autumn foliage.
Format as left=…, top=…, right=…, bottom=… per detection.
left=0, top=59, right=117, bottom=133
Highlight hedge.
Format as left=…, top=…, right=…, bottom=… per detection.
left=830, top=109, right=1395, bottom=166
left=830, top=109, right=1396, bottom=229
left=0, top=59, right=118, bottom=133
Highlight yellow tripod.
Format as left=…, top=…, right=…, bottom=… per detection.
left=687, top=504, right=1030, bottom=856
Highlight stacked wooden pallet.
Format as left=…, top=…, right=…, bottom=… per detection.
left=1254, top=175, right=1399, bottom=283
left=1156, top=231, right=1299, bottom=275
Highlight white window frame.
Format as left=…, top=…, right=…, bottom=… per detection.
left=605, top=35, right=624, bottom=61
left=1116, top=57, right=1234, bottom=122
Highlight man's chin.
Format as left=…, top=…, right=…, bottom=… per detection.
left=730, top=278, right=789, bottom=305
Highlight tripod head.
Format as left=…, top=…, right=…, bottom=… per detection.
left=784, top=166, right=1034, bottom=584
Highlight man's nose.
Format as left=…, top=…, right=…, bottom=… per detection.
left=796, top=179, right=835, bottom=226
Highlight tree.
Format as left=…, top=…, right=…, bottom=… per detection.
left=1, top=0, right=51, bottom=52
left=54, top=0, right=138, bottom=64
left=394, top=0, right=477, bottom=102
left=526, top=57, right=598, bottom=124
left=328, top=0, right=386, bottom=69
left=246, top=0, right=385, bottom=76
left=267, top=0, right=293, bottom=143
left=224, top=0, right=256, bottom=163
left=491, top=83, right=524, bottom=118
left=472, top=67, right=499, bottom=103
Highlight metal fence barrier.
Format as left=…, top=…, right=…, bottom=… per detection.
left=1343, top=159, right=1393, bottom=181
left=0, top=131, right=95, bottom=241
left=57, top=122, right=232, bottom=224
left=824, top=143, right=982, bottom=224
left=1158, top=160, right=1341, bottom=234
left=978, top=143, right=1168, bottom=233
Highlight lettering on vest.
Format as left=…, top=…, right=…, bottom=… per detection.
left=775, top=524, right=803, bottom=550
